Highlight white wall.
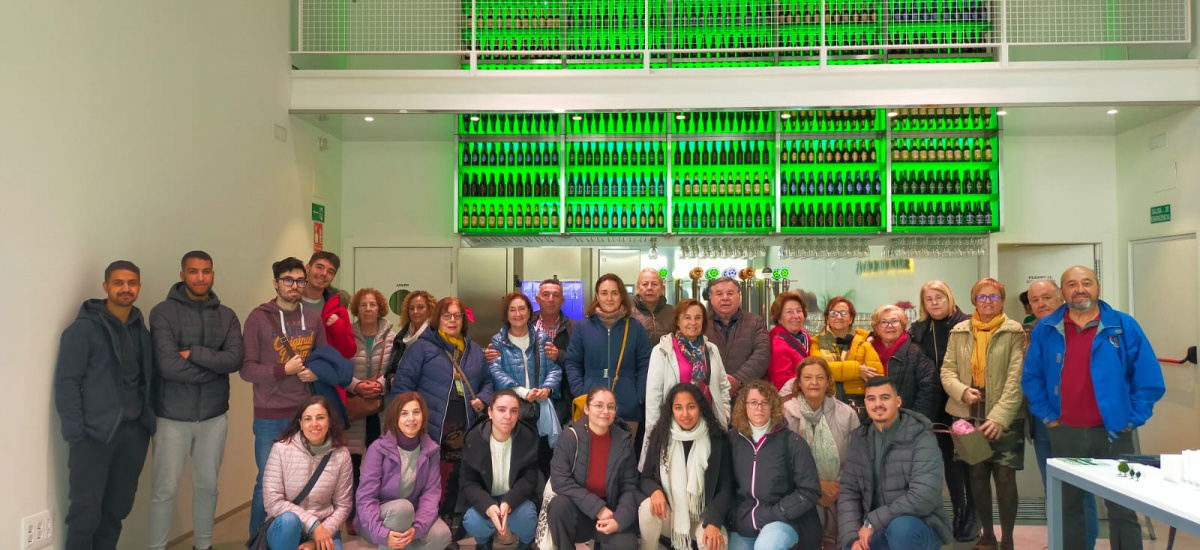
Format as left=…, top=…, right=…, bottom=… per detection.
left=2, top=2, right=341, bottom=548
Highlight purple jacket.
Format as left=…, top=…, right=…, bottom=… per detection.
left=355, top=431, right=442, bottom=543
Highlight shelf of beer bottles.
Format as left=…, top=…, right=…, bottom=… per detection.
left=671, top=139, right=774, bottom=167
left=565, top=202, right=666, bottom=233
left=671, top=200, right=776, bottom=233
left=565, top=141, right=668, bottom=167
left=780, top=198, right=885, bottom=233
left=459, top=141, right=561, bottom=167
left=672, top=112, right=774, bottom=135
left=890, top=167, right=997, bottom=197
left=779, top=138, right=883, bottom=166
left=888, top=136, right=996, bottom=165
left=890, top=198, right=997, bottom=232
left=459, top=202, right=562, bottom=234
left=780, top=109, right=884, bottom=134
left=459, top=113, right=560, bottom=136
left=672, top=171, right=774, bottom=198
left=889, top=107, right=998, bottom=132
left=566, top=113, right=668, bottom=135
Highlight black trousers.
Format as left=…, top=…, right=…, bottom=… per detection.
left=66, top=421, right=151, bottom=550
left=1049, top=425, right=1142, bottom=550
left=545, top=495, right=637, bottom=550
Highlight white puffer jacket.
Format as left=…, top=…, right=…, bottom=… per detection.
left=263, top=433, right=354, bottom=534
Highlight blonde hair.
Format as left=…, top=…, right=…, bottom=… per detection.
left=918, top=280, right=957, bottom=321
left=871, top=304, right=909, bottom=332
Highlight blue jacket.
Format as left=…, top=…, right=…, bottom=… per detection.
left=1022, top=300, right=1165, bottom=439
left=565, top=314, right=651, bottom=421
left=391, top=329, right=494, bottom=442
left=488, top=324, right=563, bottom=398
left=306, top=345, right=354, bottom=429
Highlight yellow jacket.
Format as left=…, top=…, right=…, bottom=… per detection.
left=811, top=328, right=883, bottom=396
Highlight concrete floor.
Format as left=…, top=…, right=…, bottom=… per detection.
left=173, top=504, right=1198, bottom=550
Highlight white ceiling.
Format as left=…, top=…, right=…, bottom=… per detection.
left=296, top=105, right=1197, bottom=142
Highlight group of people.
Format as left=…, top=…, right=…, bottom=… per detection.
left=55, top=252, right=1166, bottom=550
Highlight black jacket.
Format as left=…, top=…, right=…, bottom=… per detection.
left=729, top=425, right=822, bottom=549
left=150, top=282, right=244, bottom=422
left=639, top=428, right=734, bottom=529
left=908, top=308, right=969, bottom=422
left=881, top=340, right=939, bottom=422
left=55, top=299, right=156, bottom=443
left=461, top=419, right=541, bottom=516
left=550, top=418, right=640, bottom=531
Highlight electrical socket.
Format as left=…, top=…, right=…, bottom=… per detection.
left=20, top=510, right=52, bottom=550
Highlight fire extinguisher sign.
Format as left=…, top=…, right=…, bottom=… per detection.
left=313, top=222, right=324, bottom=252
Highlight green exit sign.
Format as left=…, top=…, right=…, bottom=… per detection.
left=1151, top=204, right=1171, bottom=224
left=312, top=203, right=325, bottom=223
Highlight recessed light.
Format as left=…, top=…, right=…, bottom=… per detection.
left=887, top=111, right=899, bottom=118
left=1107, top=109, right=1119, bottom=115
left=571, top=115, right=583, bottom=121
left=364, top=116, right=375, bottom=122
left=780, top=112, right=792, bottom=119
left=675, top=114, right=687, bottom=120
left=996, top=110, right=1007, bottom=116
left=469, top=115, right=480, bottom=122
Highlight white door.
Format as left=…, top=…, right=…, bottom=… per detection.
left=1130, top=234, right=1200, bottom=455
left=997, top=244, right=1098, bottom=322
left=353, top=247, right=454, bottom=327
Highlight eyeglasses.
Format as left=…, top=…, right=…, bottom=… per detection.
left=746, top=400, right=771, bottom=410
left=827, top=311, right=851, bottom=318
left=276, top=277, right=308, bottom=288
left=441, top=313, right=464, bottom=321
left=975, top=294, right=1003, bottom=303
left=800, top=375, right=828, bottom=383
left=589, top=403, right=617, bottom=412
left=877, top=320, right=902, bottom=328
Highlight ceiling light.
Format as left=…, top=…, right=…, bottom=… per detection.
left=780, top=112, right=792, bottom=119
left=364, top=116, right=375, bottom=122
left=675, top=114, right=687, bottom=120
left=469, top=115, right=480, bottom=122
left=1107, top=109, right=1119, bottom=115
left=996, top=110, right=1007, bottom=116
left=571, top=115, right=583, bottom=121
left=887, top=111, right=899, bottom=118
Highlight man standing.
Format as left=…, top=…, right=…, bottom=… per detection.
left=146, top=251, right=244, bottom=550
left=704, top=276, right=769, bottom=398
left=630, top=268, right=674, bottom=342
left=838, top=376, right=951, bottom=550
left=1023, top=266, right=1165, bottom=550
left=302, top=251, right=356, bottom=358
left=55, top=261, right=157, bottom=550
left=241, top=257, right=327, bottom=536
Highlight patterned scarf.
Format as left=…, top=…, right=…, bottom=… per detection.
left=673, top=333, right=710, bottom=398
left=796, top=398, right=841, bottom=481
left=594, top=306, right=628, bottom=328
left=816, top=326, right=853, bottom=359
left=969, top=312, right=1006, bottom=388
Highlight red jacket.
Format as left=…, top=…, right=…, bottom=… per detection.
left=321, top=292, right=357, bottom=359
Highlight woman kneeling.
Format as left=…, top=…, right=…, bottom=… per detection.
left=460, top=389, right=542, bottom=549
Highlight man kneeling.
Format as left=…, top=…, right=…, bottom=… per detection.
left=838, top=377, right=952, bottom=550
left=461, top=389, right=541, bottom=549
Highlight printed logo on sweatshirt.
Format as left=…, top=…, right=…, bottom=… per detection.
left=273, top=333, right=316, bottom=363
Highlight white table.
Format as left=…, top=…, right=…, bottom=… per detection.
left=1046, top=458, right=1200, bottom=549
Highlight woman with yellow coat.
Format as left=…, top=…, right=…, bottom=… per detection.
left=807, top=297, right=881, bottom=421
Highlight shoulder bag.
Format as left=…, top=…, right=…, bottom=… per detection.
left=246, top=452, right=334, bottom=550
left=571, top=319, right=629, bottom=422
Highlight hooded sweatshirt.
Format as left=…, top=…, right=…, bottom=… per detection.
left=240, top=299, right=326, bottom=419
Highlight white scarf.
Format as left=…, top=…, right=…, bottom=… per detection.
left=662, top=420, right=711, bottom=550
left=403, top=321, right=429, bottom=346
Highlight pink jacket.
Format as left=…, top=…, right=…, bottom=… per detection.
left=768, top=325, right=810, bottom=391
left=263, top=433, right=354, bottom=534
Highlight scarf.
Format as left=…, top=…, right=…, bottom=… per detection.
left=304, top=437, right=333, bottom=457
left=969, top=312, right=1006, bottom=388
left=663, top=420, right=711, bottom=550
left=796, top=398, right=841, bottom=481
left=870, top=333, right=908, bottom=374
left=816, top=326, right=854, bottom=360
left=673, top=333, right=710, bottom=397
left=439, top=329, right=465, bottom=358
left=397, top=432, right=420, bottom=452
left=594, top=306, right=627, bottom=328
left=403, top=321, right=429, bottom=346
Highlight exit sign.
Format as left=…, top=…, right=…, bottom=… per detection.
left=312, top=203, right=325, bottom=223
left=1151, top=204, right=1171, bottom=224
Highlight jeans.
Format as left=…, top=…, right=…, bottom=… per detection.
left=1049, top=425, right=1141, bottom=550
left=147, top=414, right=228, bottom=550
left=843, top=516, right=941, bottom=550
left=462, top=500, right=538, bottom=545
left=250, top=418, right=292, bottom=537
left=65, top=422, right=151, bottom=550
left=365, top=499, right=452, bottom=550
left=728, top=521, right=799, bottom=550
left=266, top=512, right=343, bottom=550
left=1033, top=419, right=1099, bottom=549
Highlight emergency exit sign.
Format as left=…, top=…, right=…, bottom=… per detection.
left=1151, top=204, right=1171, bottom=224
left=312, top=203, right=325, bottom=223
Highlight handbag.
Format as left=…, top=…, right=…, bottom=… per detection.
left=534, top=427, right=579, bottom=550
left=949, top=398, right=994, bottom=465
left=246, top=452, right=333, bottom=550
left=571, top=318, right=629, bottom=422
left=346, top=330, right=389, bottom=421
left=520, top=331, right=543, bottom=423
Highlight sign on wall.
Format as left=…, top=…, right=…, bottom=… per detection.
left=313, top=222, right=324, bottom=252
left=1151, top=204, right=1171, bottom=224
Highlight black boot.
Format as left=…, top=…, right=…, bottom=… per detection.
left=957, top=475, right=981, bottom=542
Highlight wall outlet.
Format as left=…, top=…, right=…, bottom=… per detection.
left=20, top=510, right=52, bottom=550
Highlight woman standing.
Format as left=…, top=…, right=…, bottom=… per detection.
left=391, top=297, right=494, bottom=533
left=261, top=396, right=354, bottom=550
left=355, top=392, right=452, bottom=550
left=867, top=305, right=939, bottom=421
left=386, top=290, right=436, bottom=376
left=942, top=278, right=1025, bottom=550
left=907, top=280, right=976, bottom=542
left=488, top=292, right=563, bottom=476
left=565, top=273, right=652, bottom=429
left=346, top=288, right=395, bottom=535
left=639, top=383, right=733, bottom=550
left=643, top=299, right=731, bottom=459
left=545, top=387, right=640, bottom=550
left=729, top=379, right=823, bottom=550
left=809, top=297, right=881, bottom=420
left=767, top=291, right=811, bottom=392
left=782, top=357, right=860, bottom=549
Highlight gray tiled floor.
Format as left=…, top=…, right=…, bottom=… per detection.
left=174, top=505, right=1198, bottom=550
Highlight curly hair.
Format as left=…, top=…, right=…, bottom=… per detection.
left=644, top=383, right=726, bottom=469
left=731, top=379, right=785, bottom=437
left=399, top=290, right=437, bottom=328
left=350, top=287, right=389, bottom=318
